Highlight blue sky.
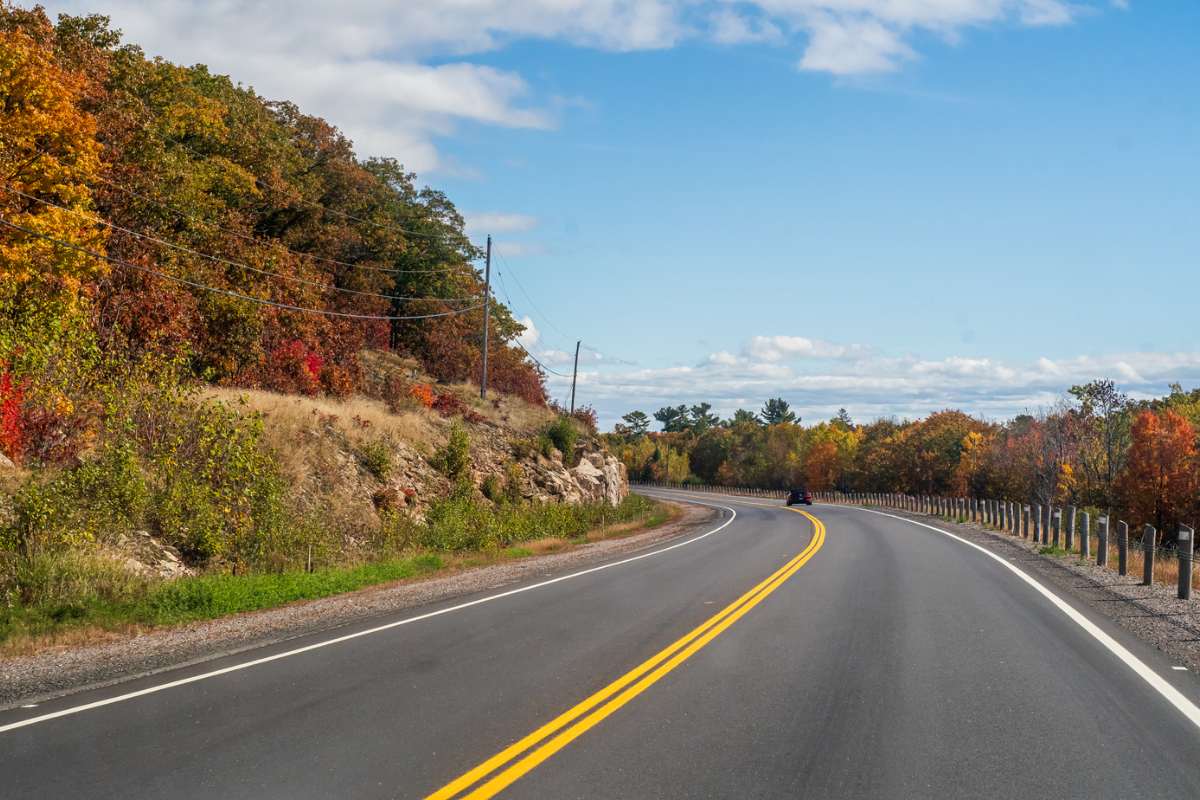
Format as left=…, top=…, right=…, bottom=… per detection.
left=44, top=1, right=1200, bottom=428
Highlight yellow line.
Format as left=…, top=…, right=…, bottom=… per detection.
left=426, top=509, right=825, bottom=800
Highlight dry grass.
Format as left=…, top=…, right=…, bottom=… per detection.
left=207, top=387, right=438, bottom=448
left=441, top=381, right=556, bottom=433
left=1024, top=529, right=1200, bottom=591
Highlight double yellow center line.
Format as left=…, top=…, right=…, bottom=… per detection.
left=426, top=508, right=826, bottom=799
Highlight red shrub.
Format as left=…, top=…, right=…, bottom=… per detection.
left=0, top=371, right=27, bottom=463
left=262, top=339, right=323, bottom=396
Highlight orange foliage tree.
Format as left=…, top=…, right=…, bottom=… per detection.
left=804, top=440, right=840, bottom=491
left=1118, top=410, right=1198, bottom=536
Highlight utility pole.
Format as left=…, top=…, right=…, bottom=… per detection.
left=480, top=235, right=492, bottom=400
left=569, top=340, right=580, bottom=414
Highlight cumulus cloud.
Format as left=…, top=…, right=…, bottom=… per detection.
left=549, top=345, right=1200, bottom=430
left=40, top=0, right=1114, bottom=174
left=744, top=334, right=869, bottom=362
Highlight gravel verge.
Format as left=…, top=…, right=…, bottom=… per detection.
left=853, top=505, right=1200, bottom=673
left=0, top=501, right=717, bottom=708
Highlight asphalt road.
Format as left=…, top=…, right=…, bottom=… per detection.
left=4, top=489, right=1200, bottom=799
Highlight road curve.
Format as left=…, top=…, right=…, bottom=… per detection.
left=3, top=490, right=1200, bottom=798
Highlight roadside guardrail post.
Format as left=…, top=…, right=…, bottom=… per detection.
left=1051, top=509, right=1061, bottom=548
left=1179, top=526, right=1193, bottom=600
left=1079, top=511, right=1090, bottom=560
left=1033, top=505, right=1041, bottom=542
left=1117, top=521, right=1129, bottom=575
left=1011, top=502, right=1019, bottom=534
left=1022, top=505, right=1030, bottom=539
left=1142, top=525, right=1156, bottom=586
left=1065, top=506, right=1076, bottom=552
left=1097, top=517, right=1108, bottom=566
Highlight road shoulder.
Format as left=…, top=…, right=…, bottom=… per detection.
left=0, top=500, right=718, bottom=709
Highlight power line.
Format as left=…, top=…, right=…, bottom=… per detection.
left=4, top=139, right=481, bottom=254
left=1, top=185, right=477, bottom=304
left=0, top=216, right=482, bottom=322
left=496, top=251, right=576, bottom=345
left=88, top=171, right=473, bottom=277
left=165, top=137, right=477, bottom=246
left=511, top=336, right=571, bottom=378
left=2, top=145, right=474, bottom=276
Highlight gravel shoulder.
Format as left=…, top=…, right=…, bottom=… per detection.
left=0, top=500, right=717, bottom=709
left=856, top=505, right=1200, bottom=673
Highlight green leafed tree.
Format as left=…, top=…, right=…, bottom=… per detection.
left=728, top=408, right=762, bottom=427
left=621, top=410, right=651, bottom=438
left=654, top=404, right=690, bottom=433
left=689, top=402, right=720, bottom=432
left=761, top=397, right=797, bottom=426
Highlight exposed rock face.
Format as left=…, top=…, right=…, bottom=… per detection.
left=108, top=531, right=195, bottom=579
left=497, top=443, right=626, bottom=507
left=570, top=451, right=626, bottom=506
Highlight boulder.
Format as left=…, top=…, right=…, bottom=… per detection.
left=109, top=531, right=194, bottom=579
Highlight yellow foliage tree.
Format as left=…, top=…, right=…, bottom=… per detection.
left=0, top=27, right=106, bottom=309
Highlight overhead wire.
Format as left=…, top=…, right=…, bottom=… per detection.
left=3, top=144, right=474, bottom=276
left=496, top=250, right=577, bottom=345
left=1, top=184, right=477, bottom=304
left=165, top=137, right=477, bottom=246
left=88, top=171, right=472, bottom=277
left=0, top=216, right=482, bottom=322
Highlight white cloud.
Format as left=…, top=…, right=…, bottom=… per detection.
left=40, top=0, right=1113, bottom=175
left=551, top=344, right=1200, bottom=430
left=798, top=13, right=915, bottom=74
left=744, top=334, right=869, bottom=361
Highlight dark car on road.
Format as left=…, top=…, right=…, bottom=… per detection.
left=786, top=487, right=813, bottom=506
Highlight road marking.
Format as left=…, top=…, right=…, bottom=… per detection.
left=427, top=510, right=825, bottom=800
left=1173, top=666, right=1188, bottom=671
left=0, top=504, right=743, bottom=733
left=856, top=507, right=1200, bottom=732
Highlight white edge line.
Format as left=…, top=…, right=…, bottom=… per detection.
left=0, top=503, right=738, bottom=734
left=854, top=506, right=1200, bottom=732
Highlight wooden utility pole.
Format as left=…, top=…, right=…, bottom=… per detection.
left=480, top=235, right=492, bottom=399
left=569, top=340, right=580, bottom=414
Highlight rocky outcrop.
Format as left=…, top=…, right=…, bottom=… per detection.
left=106, top=531, right=195, bottom=579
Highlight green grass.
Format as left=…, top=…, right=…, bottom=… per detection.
left=1038, top=545, right=1069, bottom=556
left=1, top=496, right=670, bottom=649
left=0, top=553, right=444, bottom=644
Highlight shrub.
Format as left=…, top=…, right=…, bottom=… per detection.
left=570, top=405, right=599, bottom=435
left=0, top=370, right=27, bottom=463
left=545, top=416, right=579, bottom=465
left=503, top=462, right=524, bottom=504
left=409, top=382, right=435, bottom=409
left=481, top=474, right=503, bottom=503
left=4, top=442, right=148, bottom=556
left=358, top=439, right=393, bottom=481
left=431, top=422, right=470, bottom=481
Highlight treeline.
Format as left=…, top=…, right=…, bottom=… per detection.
left=608, top=381, right=1200, bottom=539
left=0, top=4, right=544, bottom=466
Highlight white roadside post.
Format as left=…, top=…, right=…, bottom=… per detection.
left=1179, top=526, right=1193, bottom=600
